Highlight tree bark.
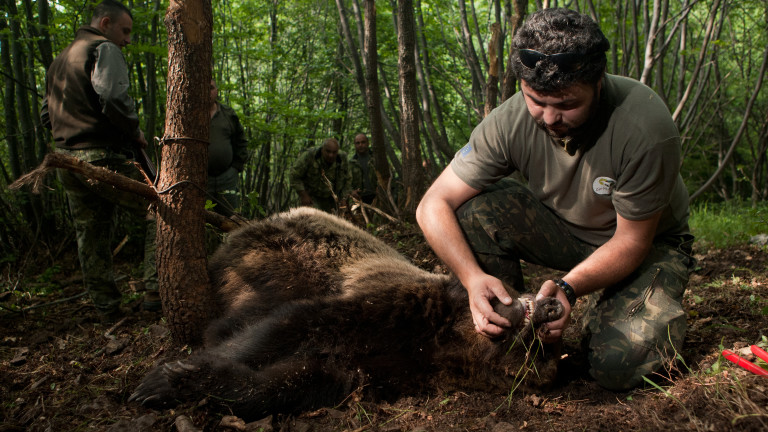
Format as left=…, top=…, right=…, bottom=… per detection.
left=1, top=15, right=21, bottom=181
left=5, top=0, right=36, bottom=174
left=363, top=0, right=396, bottom=216
left=415, top=0, right=452, bottom=166
left=501, top=0, right=526, bottom=102
left=160, top=0, right=214, bottom=345
left=144, top=0, right=161, bottom=145
left=396, top=0, right=425, bottom=216
left=35, top=0, right=54, bottom=69
left=458, top=0, right=484, bottom=117
left=484, top=22, right=501, bottom=117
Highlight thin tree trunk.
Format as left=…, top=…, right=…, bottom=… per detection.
left=1, top=15, right=21, bottom=180
left=364, top=0, right=396, bottom=217
left=484, top=22, right=501, bottom=117
left=690, top=43, right=768, bottom=202
left=458, top=0, right=484, bottom=116
left=5, top=0, right=36, bottom=174
left=159, top=0, right=214, bottom=345
left=415, top=0, right=451, bottom=166
left=678, top=2, right=725, bottom=132
left=35, top=0, right=54, bottom=69
left=751, top=119, right=768, bottom=205
left=469, top=0, right=488, bottom=72
left=501, top=0, right=526, bottom=102
left=671, top=0, right=722, bottom=122
left=338, top=0, right=403, bottom=179
left=144, top=0, right=161, bottom=146
left=396, top=0, right=425, bottom=216
left=640, top=0, right=661, bottom=85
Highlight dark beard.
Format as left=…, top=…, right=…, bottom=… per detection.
left=537, top=86, right=602, bottom=154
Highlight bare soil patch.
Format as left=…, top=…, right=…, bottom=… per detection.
left=2, top=227, right=767, bottom=432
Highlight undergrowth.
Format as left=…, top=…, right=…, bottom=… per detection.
left=690, top=201, right=768, bottom=249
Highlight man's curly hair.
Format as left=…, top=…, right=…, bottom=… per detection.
left=512, top=8, right=610, bottom=93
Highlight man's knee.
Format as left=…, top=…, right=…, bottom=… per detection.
left=587, top=316, right=686, bottom=391
left=588, top=340, right=664, bottom=390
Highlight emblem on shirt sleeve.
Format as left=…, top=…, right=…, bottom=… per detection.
left=458, top=143, right=472, bottom=157
left=592, top=176, right=616, bottom=195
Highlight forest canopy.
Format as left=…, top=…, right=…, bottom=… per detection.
left=1, top=0, right=767, bottom=250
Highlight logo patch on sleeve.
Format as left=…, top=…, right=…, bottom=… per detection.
left=459, top=144, right=472, bottom=157
left=592, top=176, right=616, bottom=195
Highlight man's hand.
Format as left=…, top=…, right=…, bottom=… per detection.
left=535, top=280, right=572, bottom=343
left=466, top=273, right=514, bottom=337
left=135, top=130, right=148, bottom=149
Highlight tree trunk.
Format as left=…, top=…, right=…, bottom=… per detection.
left=458, top=0, right=484, bottom=117
left=1, top=15, right=21, bottom=181
left=396, top=0, right=425, bottom=216
left=160, top=0, right=213, bottom=345
left=5, top=0, right=36, bottom=174
left=751, top=118, right=768, bottom=206
left=671, top=0, right=722, bottom=123
left=364, top=0, right=396, bottom=216
left=640, top=0, right=661, bottom=85
left=144, top=0, right=161, bottom=146
left=689, top=43, right=768, bottom=202
left=415, top=0, right=452, bottom=167
left=4, top=0, right=45, bottom=235
left=501, top=0, right=526, bottom=102
left=338, top=0, right=403, bottom=180
left=35, top=0, right=54, bottom=69
left=484, top=22, right=501, bottom=117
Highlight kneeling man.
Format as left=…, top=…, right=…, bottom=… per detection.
left=416, top=8, right=695, bottom=391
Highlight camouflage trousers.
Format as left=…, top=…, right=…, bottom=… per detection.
left=456, top=179, right=696, bottom=390
left=207, top=167, right=241, bottom=217
left=57, top=148, right=158, bottom=315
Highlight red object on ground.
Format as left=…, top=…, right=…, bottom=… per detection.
left=722, top=349, right=768, bottom=376
left=751, top=345, right=768, bottom=363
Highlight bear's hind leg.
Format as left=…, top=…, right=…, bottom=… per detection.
left=130, top=353, right=358, bottom=421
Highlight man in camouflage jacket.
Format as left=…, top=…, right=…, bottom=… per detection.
left=290, top=138, right=351, bottom=213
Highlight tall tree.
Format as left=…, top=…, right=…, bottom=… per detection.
left=158, top=0, right=214, bottom=345
left=415, top=0, right=452, bottom=167
left=363, top=0, right=394, bottom=215
left=396, top=0, right=425, bottom=215
left=501, top=0, right=526, bottom=102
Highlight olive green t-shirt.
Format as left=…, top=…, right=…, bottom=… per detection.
left=451, top=74, right=690, bottom=246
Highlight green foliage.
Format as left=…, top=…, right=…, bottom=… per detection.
left=3, top=0, right=768, bottom=251
left=689, top=201, right=768, bottom=249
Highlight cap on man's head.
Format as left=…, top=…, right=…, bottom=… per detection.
left=511, top=8, right=609, bottom=93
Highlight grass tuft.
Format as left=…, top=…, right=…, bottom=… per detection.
left=689, top=201, right=768, bottom=249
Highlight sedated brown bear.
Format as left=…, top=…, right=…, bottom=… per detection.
left=130, top=207, right=564, bottom=421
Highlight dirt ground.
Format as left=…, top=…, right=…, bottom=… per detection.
left=1, top=224, right=768, bottom=432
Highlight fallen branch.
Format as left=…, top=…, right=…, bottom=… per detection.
left=8, top=152, right=248, bottom=232
left=9, top=152, right=157, bottom=200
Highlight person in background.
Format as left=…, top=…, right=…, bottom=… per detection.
left=290, top=138, right=351, bottom=213
left=349, top=133, right=378, bottom=205
left=416, top=8, right=695, bottom=391
left=41, top=0, right=159, bottom=320
left=207, top=79, right=249, bottom=217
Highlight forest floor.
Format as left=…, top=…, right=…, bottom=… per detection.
left=1, top=222, right=768, bottom=432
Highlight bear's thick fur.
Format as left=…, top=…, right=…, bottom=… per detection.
left=130, top=207, right=563, bottom=421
